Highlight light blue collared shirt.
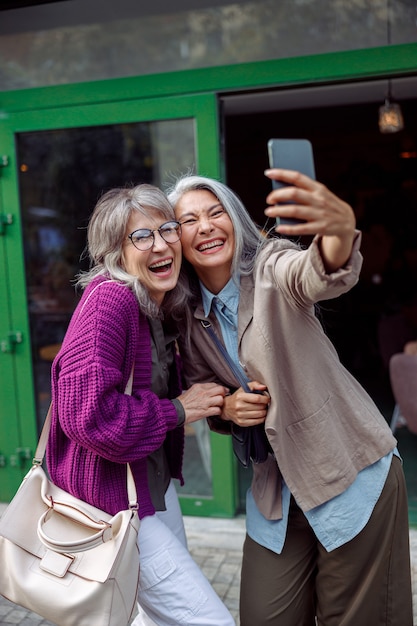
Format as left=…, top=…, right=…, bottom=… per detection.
left=200, top=277, right=396, bottom=554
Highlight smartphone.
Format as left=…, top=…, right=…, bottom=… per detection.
left=267, top=138, right=316, bottom=225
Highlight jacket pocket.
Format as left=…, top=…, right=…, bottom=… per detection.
left=286, top=396, right=352, bottom=486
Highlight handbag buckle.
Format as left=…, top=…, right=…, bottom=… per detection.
left=40, top=550, right=75, bottom=578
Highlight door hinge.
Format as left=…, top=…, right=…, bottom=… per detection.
left=0, top=155, right=9, bottom=180
left=0, top=212, right=13, bottom=235
left=1, top=331, right=23, bottom=353
left=9, top=447, right=32, bottom=468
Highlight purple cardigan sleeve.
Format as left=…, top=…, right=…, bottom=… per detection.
left=51, top=279, right=179, bottom=464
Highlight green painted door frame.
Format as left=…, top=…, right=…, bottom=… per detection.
left=0, top=136, right=38, bottom=499
left=0, top=43, right=415, bottom=515
left=0, top=92, right=239, bottom=516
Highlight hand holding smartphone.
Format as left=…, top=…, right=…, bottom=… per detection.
left=267, top=138, right=316, bottom=226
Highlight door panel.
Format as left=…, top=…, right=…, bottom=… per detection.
left=0, top=141, right=38, bottom=494
left=0, top=94, right=238, bottom=516
left=16, top=119, right=195, bottom=428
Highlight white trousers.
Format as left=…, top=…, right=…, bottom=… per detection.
left=131, top=481, right=234, bottom=626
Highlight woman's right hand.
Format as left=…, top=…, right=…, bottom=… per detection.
left=221, top=382, right=270, bottom=426
left=177, top=383, right=229, bottom=424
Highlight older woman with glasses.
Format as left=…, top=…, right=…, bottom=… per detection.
left=46, top=184, right=234, bottom=626
left=168, top=172, right=412, bottom=626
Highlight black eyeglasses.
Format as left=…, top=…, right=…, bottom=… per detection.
left=128, top=221, right=182, bottom=251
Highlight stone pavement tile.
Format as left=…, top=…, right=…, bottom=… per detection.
left=0, top=599, right=54, bottom=625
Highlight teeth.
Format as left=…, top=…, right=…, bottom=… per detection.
left=198, top=240, right=223, bottom=252
left=149, top=259, right=172, bottom=269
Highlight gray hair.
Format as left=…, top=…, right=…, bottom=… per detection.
left=166, top=174, right=301, bottom=347
left=166, top=175, right=268, bottom=277
left=76, top=184, right=190, bottom=318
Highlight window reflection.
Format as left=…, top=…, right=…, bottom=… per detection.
left=17, top=119, right=194, bottom=425
left=1, top=0, right=415, bottom=91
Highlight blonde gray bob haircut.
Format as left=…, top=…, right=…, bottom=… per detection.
left=77, top=184, right=189, bottom=318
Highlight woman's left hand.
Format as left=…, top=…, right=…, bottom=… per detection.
left=264, top=168, right=356, bottom=272
left=221, top=383, right=270, bottom=426
left=177, top=382, right=229, bottom=424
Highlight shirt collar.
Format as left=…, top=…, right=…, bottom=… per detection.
left=200, top=276, right=240, bottom=318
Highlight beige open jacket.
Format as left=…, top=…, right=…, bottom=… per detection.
left=179, top=232, right=397, bottom=519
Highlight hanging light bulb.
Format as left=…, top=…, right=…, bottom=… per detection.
left=379, top=88, right=404, bottom=134
left=378, top=0, right=405, bottom=134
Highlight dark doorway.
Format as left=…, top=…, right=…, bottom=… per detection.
left=223, top=83, right=417, bottom=416
left=222, top=80, right=417, bottom=512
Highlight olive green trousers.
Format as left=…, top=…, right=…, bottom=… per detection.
left=240, top=456, right=412, bottom=626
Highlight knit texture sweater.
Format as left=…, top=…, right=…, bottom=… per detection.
left=46, top=276, right=184, bottom=518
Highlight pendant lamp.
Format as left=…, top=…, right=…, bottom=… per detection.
left=378, top=0, right=404, bottom=134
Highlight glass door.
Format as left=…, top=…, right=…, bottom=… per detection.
left=0, top=93, right=238, bottom=516
left=17, top=119, right=195, bottom=429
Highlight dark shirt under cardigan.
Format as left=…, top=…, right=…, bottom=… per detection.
left=147, top=317, right=185, bottom=511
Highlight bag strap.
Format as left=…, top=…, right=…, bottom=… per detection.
left=33, top=277, right=116, bottom=465
left=34, top=366, right=138, bottom=509
left=200, top=319, right=251, bottom=392
left=79, top=278, right=115, bottom=316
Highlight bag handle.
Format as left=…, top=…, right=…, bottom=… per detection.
left=34, top=366, right=137, bottom=509
left=38, top=506, right=113, bottom=553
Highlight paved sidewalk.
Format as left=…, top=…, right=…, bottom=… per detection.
left=1, top=506, right=417, bottom=625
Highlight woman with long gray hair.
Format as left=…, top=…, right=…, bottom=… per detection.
left=168, top=172, right=412, bottom=626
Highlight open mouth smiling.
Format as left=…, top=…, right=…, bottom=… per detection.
left=149, top=259, right=173, bottom=273
left=197, top=239, right=224, bottom=252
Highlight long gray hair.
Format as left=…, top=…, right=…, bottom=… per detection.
left=76, top=184, right=189, bottom=318
left=166, top=175, right=269, bottom=278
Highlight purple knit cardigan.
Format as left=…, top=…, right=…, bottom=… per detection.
left=46, top=276, right=184, bottom=518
